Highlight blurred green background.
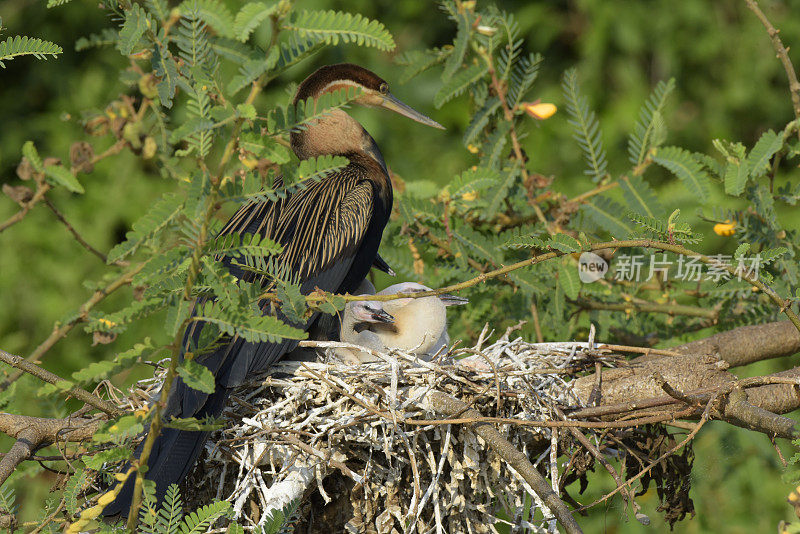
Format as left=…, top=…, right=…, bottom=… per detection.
left=1, top=0, right=799, bottom=531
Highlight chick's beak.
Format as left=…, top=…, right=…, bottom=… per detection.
left=380, top=93, right=445, bottom=129
left=438, top=294, right=469, bottom=306
left=371, top=309, right=395, bottom=324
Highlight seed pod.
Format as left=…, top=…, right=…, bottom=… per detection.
left=92, top=330, right=117, bottom=346
left=70, top=141, right=95, bottom=173
left=2, top=184, right=34, bottom=204
left=16, top=157, right=33, bottom=181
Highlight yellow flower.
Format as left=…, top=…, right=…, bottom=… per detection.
left=97, top=491, right=119, bottom=507
left=713, top=220, right=736, bottom=236
left=523, top=101, right=557, bottom=120
left=467, top=144, right=480, bottom=154
left=462, top=191, right=478, bottom=201
left=239, top=153, right=258, bottom=170
left=142, top=136, right=157, bottom=159
left=98, top=317, right=117, bottom=328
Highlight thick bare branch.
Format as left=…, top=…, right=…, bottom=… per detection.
left=573, top=321, right=800, bottom=408
left=673, top=320, right=800, bottom=367
left=721, top=387, right=797, bottom=438
left=0, top=413, right=103, bottom=486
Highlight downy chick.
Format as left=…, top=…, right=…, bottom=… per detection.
left=339, top=282, right=467, bottom=362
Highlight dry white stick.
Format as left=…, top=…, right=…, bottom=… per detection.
left=257, top=459, right=317, bottom=522
left=548, top=429, right=559, bottom=534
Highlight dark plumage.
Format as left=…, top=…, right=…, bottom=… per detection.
left=103, top=63, right=442, bottom=516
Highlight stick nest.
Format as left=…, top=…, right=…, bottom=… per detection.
left=120, top=327, right=692, bottom=533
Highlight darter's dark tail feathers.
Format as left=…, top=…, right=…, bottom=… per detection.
left=100, top=386, right=231, bottom=518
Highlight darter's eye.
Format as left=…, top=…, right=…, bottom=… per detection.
left=379, top=83, right=389, bottom=94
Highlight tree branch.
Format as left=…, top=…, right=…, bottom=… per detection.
left=0, top=413, right=103, bottom=486
left=576, top=298, right=719, bottom=319
left=0, top=182, right=51, bottom=234
left=43, top=198, right=109, bottom=264
left=744, top=0, right=800, bottom=138
left=0, top=350, right=121, bottom=416
left=293, top=240, right=800, bottom=336
left=672, top=320, right=800, bottom=367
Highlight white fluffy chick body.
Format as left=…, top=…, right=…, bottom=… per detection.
left=339, top=282, right=466, bottom=363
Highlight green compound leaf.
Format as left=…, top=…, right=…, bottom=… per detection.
left=177, top=359, right=216, bottom=394
left=652, top=146, right=711, bottom=202
left=284, top=9, right=395, bottom=51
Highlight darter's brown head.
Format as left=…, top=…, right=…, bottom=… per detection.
left=291, top=63, right=443, bottom=162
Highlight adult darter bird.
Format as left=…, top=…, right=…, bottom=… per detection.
left=104, top=63, right=443, bottom=515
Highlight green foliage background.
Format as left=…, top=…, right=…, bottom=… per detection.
left=1, top=0, right=800, bottom=531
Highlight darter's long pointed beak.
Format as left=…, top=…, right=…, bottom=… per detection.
left=380, top=93, right=445, bottom=129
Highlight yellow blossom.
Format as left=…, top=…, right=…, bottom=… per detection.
left=462, top=191, right=478, bottom=201
left=523, top=101, right=557, bottom=120
left=467, top=144, right=480, bottom=154
left=97, top=491, right=119, bottom=507
left=713, top=220, right=736, bottom=236
left=239, top=153, right=258, bottom=169
left=142, top=136, right=157, bottom=159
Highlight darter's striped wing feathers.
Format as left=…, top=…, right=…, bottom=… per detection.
left=221, top=170, right=374, bottom=285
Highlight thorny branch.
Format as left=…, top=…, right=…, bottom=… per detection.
left=479, top=47, right=552, bottom=232
left=745, top=0, right=800, bottom=138
left=43, top=198, right=109, bottom=264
